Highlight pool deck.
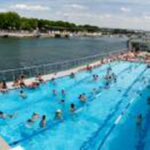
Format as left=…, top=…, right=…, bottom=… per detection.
left=6, top=59, right=103, bottom=90
left=0, top=136, right=11, bottom=150
left=6, top=50, right=150, bottom=90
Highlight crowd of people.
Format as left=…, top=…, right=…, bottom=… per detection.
left=0, top=50, right=150, bottom=131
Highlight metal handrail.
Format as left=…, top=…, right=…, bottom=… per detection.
left=0, top=49, right=127, bottom=81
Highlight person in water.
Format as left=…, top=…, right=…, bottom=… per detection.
left=79, top=93, right=87, bottom=102
left=39, top=115, right=47, bottom=128
left=136, top=114, right=143, bottom=129
left=60, top=99, right=65, bottom=107
left=70, top=103, right=76, bottom=113
left=0, top=111, right=15, bottom=119
left=20, top=90, right=27, bottom=99
left=55, top=109, right=63, bottom=120
left=92, top=88, right=99, bottom=95
left=70, top=72, right=75, bottom=79
left=93, top=74, right=99, bottom=81
left=147, top=97, right=150, bottom=106
left=26, top=119, right=34, bottom=128
left=52, top=89, right=57, bottom=96
left=31, top=112, right=40, bottom=122
left=61, top=89, right=66, bottom=97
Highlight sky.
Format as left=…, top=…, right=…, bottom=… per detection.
left=0, top=0, right=150, bottom=30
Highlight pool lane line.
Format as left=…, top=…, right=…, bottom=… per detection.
left=80, top=67, right=147, bottom=150
left=97, top=70, right=148, bottom=150
left=8, top=63, right=141, bottom=146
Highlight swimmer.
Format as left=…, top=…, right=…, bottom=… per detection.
left=0, top=111, right=15, bottom=119
left=55, top=109, right=63, bottom=120
left=112, top=73, right=117, bottom=82
left=61, top=89, right=66, bottom=96
left=136, top=114, right=143, bottom=129
left=92, top=88, right=99, bottom=95
left=79, top=93, right=87, bottom=102
left=105, top=81, right=110, bottom=89
left=147, top=97, right=150, bottom=106
left=20, top=90, right=27, bottom=99
left=70, top=103, right=76, bottom=113
left=26, top=119, right=34, bottom=128
left=52, top=89, right=57, bottom=96
left=39, top=115, right=47, bottom=128
left=51, top=77, right=55, bottom=82
left=93, top=74, right=99, bottom=81
left=60, top=99, right=65, bottom=107
left=70, top=72, right=75, bottom=78
left=31, top=112, right=40, bottom=122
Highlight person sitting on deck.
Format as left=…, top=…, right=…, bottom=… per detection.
left=70, top=72, right=75, bottom=79
left=86, top=65, right=92, bottom=72
left=70, top=103, right=76, bottom=113
left=39, top=115, right=47, bottom=128
left=12, top=78, right=20, bottom=88
left=79, top=93, right=87, bottom=102
left=28, top=82, right=39, bottom=89
left=0, top=80, right=8, bottom=93
left=20, top=90, right=27, bottom=99
left=19, top=79, right=26, bottom=88
left=0, top=111, right=15, bottom=119
left=36, top=73, right=45, bottom=83
left=55, top=109, right=63, bottom=120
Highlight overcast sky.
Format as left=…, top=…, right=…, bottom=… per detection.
left=0, top=0, right=150, bottom=30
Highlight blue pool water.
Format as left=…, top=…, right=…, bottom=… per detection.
left=0, top=61, right=150, bottom=150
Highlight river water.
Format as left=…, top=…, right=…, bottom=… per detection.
left=0, top=36, right=127, bottom=70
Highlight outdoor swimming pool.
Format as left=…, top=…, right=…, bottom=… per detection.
left=0, top=60, right=150, bottom=150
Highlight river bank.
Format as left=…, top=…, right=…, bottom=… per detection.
left=0, top=30, right=127, bottom=38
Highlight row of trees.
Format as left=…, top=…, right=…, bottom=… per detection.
left=0, top=12, right=136, bottom=34
left=0, top=12, right=101, bottom=32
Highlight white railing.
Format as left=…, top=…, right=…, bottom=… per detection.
left=0, top=49, right=128, bottom=81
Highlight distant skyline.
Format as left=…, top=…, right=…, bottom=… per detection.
left=0, top=0, right=150, bottom=31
